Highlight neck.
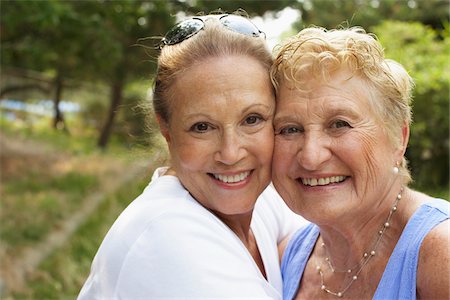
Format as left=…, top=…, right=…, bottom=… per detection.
left=318, top=186, right=404, bottom=270
left=213, top=210, right=254, bottom=245
left=215, top=209, right=267, bottom=279
left=171, top=168, right=254, bottom=244
left=313, top=186, right=405, bottom=298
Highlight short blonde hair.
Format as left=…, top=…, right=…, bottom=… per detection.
left=154, top=15, right=272, bottom=123
left=271, top=26, right=414, bottom=183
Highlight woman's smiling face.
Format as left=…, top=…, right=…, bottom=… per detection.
left=272, top=70, right=400, bottom=224
left=162, top=55, right=275, bottom=217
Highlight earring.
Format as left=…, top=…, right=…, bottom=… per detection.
left=393, top=162, right=400, bottom=174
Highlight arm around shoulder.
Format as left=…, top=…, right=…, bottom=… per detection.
left=416, top=219, right=450, bottom=299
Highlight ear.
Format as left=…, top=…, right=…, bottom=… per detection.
left=396, top=121, right=410, bottom=158
left=156, top=114, right=171, bottom=144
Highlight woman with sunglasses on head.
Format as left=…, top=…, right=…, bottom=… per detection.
left=78, top=12, right=305, bottom=299
left=271, top=26, right=449, bottom=300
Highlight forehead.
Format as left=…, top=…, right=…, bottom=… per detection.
left=169, top=55, right=274, bottom=116
left=180, top=54, right=268, bottom=82
left=277, top=70, right=372, bottom=106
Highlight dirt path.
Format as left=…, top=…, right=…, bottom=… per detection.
left=0, top=131, right=167, bottom=294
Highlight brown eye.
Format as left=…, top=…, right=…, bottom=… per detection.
left=244, top=115, right=263, bottom=126
left=190, top=122, right=210, bottom=132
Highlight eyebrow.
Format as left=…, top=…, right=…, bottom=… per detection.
left=183, top=103, right=274, bottom=121
left=325, top=106, right=360, bottom=120
left=274, top=106, right=360, bottom=124
left=273, top=113, right=299, bottom=125
left=241, top=103, right=274, bottom=115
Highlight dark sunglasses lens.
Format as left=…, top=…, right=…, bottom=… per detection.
left=163, top=19, right=204, bottom=45
left=220, top=15, right=262, bottom=37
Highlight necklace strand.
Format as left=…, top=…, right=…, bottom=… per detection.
left=316, top=187, right=403, bottom=298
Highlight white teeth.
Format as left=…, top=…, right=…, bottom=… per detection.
left=301, top=176, right=346, bottom=187
left=214, top=171, right=250, bottom=183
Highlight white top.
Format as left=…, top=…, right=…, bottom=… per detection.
left=78, top=167, right=306, bottom=299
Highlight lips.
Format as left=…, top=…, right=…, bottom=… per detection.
left=212, top=171, right=251, bottom=183
left=301, top=175, right=347, bottom=187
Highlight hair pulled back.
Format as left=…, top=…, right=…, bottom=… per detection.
left=153, top=15, right=272, bottom=123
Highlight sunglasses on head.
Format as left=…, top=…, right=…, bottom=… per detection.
left=160, top=14, right=265, bottom=48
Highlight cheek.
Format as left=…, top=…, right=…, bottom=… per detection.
left=344, top=129, right=392, bottom=189
left=272, top=140, right=300, bottom=212
left=273, top=138, right=296, bottom=174
left=260, top=132, right=275, bottom=163
left=247, top=127, right=275, bottom=164
left=170, top=135, right=212, bottom=171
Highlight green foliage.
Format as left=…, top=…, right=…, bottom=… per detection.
left=1, top=0, right=94, bottom=77
left=188, top=0, right=298, bottom=16
left=373, top=21, right=449, bottom=189
left=294, top=0, right=449, bottom=30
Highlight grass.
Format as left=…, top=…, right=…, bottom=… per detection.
left=11, top=175, right=150, bottom=299
left=0, top=117, right=166, bottom=299
left=1, top=171, right=98, bottom=249
left=0, top=116, right=97, bottom=154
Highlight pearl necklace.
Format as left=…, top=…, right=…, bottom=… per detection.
left=316, top=187, right=403, bottom=298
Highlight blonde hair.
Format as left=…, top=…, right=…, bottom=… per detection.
left=153, top=15, right=272, bottom=123
left=271, top=26, right=414, bottom=183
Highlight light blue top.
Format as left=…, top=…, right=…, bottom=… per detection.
left=281, top=199, right=450, bottom=300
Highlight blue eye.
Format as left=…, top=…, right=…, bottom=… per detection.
left=331, top=120, right=351, bottom=129
left=190, top=122, right=210, bottom=132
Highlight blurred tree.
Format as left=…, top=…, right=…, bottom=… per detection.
left=71, top=1, right=175, bottom=148
left=186, top=0, right=298, bottom=15
left=1, top=0, right=299, bottom=148
left=292, top=0, right=449, bottom=31
left=1, top=0, right=86, bottom=132
left=373, top=20, right=449, bottom=189
left=0, top=0, right=175, bottom=145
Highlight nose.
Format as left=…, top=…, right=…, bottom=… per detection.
left=214, top=129, right=246, bottom=165
left=297, top=132, right=331, bottom=171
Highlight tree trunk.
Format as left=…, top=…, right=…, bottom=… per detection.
left=52, top=73, right=69, bottom=133
left=97, top=78, right=123, bottom=149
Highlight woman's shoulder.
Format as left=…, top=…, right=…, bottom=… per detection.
left=413, top=192, right=450, bottom=299
left=114, top=171, right=191, bottom=224
left=96, top=169, right=221, bottom=258
left=414, top=189, right=450, bottom=211
left=416, top=218, right=449, bottom=299
left=400, top=190, right=449, bottom=231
